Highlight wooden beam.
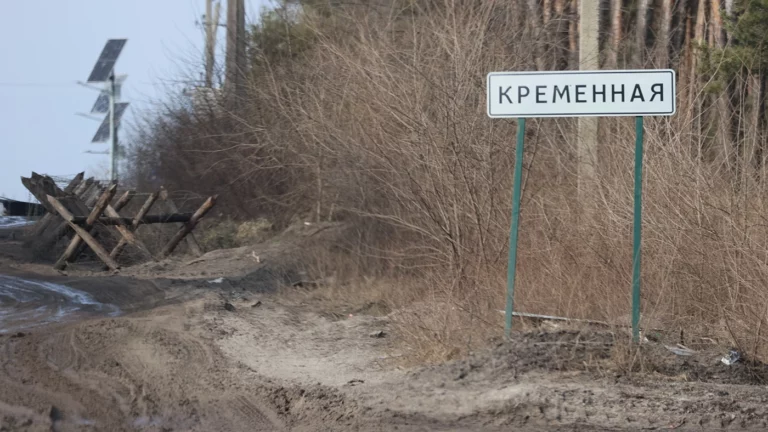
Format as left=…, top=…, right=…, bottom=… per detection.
left=47, top=195, right=120, bottom=271
left=72, top=213, right=193, bottom=226
left=159, top=196, right=216, bottom=258
left=113, top=190, right=136, bottom=212
left=54, top=196, right=91, bottom=232
left=110, top=192, right=159, bottom=260
left=90, top=189, right=137, bottom=265
left=47, top=204, right=85, bottom=244
left=54, top=184, right=117, bottom=270
left=21, top=176, right=58, bottom=214
left=77, top=183, right=97, bottom=207
left=31, top=173, right=84, bottom=236
left=69, top=184, right=117, bottom=260
left=161, top=189, right=204, bottom=257
left=73, top=178, right=95, bottom=197
left=63, top=173, right=85, bottom=193
left=133, top=192, right=160, bottom=228
left=27, top=176, right=94, bottom=250
left=32, top=213, right=55, bottom=237
left=103, top=205, right=155, bottom=261
left=84, top=183, right=104, bottom=208
left=87, top=185, right=115, bottom=225
left=23, top=174, right=75, bottom=245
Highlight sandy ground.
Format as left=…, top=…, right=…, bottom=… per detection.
left=3, top=225, right=768, bottom=431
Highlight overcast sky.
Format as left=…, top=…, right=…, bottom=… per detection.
left=0, top=0, right=265, bottom=201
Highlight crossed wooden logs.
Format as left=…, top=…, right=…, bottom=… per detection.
left=21, top=172, right=216, bottom=271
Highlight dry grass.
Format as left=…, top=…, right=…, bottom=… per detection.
left=126, top=0, right=768, bottom=363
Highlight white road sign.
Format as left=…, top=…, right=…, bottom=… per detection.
left=487, top=69, right=676, bottom=118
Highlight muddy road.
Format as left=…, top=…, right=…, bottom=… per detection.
left=2, top=227, right=768, bottom=430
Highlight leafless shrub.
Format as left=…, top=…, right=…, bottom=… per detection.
left=125, top=0, right=768, bottom=363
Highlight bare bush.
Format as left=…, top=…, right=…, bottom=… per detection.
left=126, top=0, right=768, bottom=362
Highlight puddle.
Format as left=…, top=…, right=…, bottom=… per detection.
left=0, top=275, right=120, bottom=333
left=0, top=216, right=35, bottom=228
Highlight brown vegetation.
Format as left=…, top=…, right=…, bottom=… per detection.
left=126, top=0, right=768, bottom=362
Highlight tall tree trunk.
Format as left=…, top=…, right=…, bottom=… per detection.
left=679, top=12, right=695, bottom=150
left=747, top=75, right=763, bottom=171
left=225, top=0, right=246, bottom=103
left=635, top=0, right=651, bottom=66
left=577, top=0, right=600, bottom=204
left=569, top=0, right=578, bottom=67
left=607, top=0, right=622, bottom=68
left=693, top=0, right=706, bottom=45
left=690, top=0, right=707, bottom=111
left=554, top=0, right=567, bottom=68
left=760, top=75, right=767, bottom=173
left=543, top=0, right=552, bottom=67
left=710, top=0, right=724, bottom=46
left=671, top=0, right=690, bottom=65
left=656, top=0, right=673, bottom=67
left=709, top=0, right=731, bottom=170
left=527, top=0, right=545, bottom=69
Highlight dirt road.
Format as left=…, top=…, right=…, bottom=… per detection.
left=3, top=227, right=768, bottom=430
left=2, top=274, right=768, bottom=431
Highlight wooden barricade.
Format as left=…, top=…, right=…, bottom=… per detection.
left=20, top=173, right=217, bottom=271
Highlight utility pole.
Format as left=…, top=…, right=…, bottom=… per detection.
left=109, top=73, right=118, bottom=181
left=225, top=0, right=245, bottom=98
left=205, top=0, right=221, bottom=88
left=83, top=39, right=128, bottom=183
left=577, top=0, right=599, bottom=203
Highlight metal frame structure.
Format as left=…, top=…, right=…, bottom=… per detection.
left=79, top=39, right=129, bottom=182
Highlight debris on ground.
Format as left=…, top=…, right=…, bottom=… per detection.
left=208, top=277, right=225, bottom=284
left=252, top=301, right=262, bottom=308
left=369, top=330, right=386, bottom=338
left=49, top=406, right=63, bottom=422
left=224, top=302, right=236, bottom=312
left=664, top=344, right=695, bottom=356
left=721, top=349, right=742, bottom=366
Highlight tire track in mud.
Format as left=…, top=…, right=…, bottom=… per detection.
left=0, top=330, right=89, bottom=430
left=0, top=297, right=288, bottom=431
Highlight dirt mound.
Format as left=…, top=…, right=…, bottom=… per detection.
left=411, top=329, right=768, bottom=387
left=624, top=341, right=768, bottom=385
left=264, top=384, right=359, bottom=427
left=121, top=221, right=345, bottom=283
left=409, top=330, right=613, bottom=384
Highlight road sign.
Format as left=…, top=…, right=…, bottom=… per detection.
left=487, top=69, right=675, bottom=118
left=488, top=68, right=677, bottom=343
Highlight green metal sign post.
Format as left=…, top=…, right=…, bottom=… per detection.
left=632, top=116, right=644, bottom=342
left=488, top=69, right=675, bottom=341
left=505, top=118, right=526, bottom=339
left=504, top=117, right=647, bottom=340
